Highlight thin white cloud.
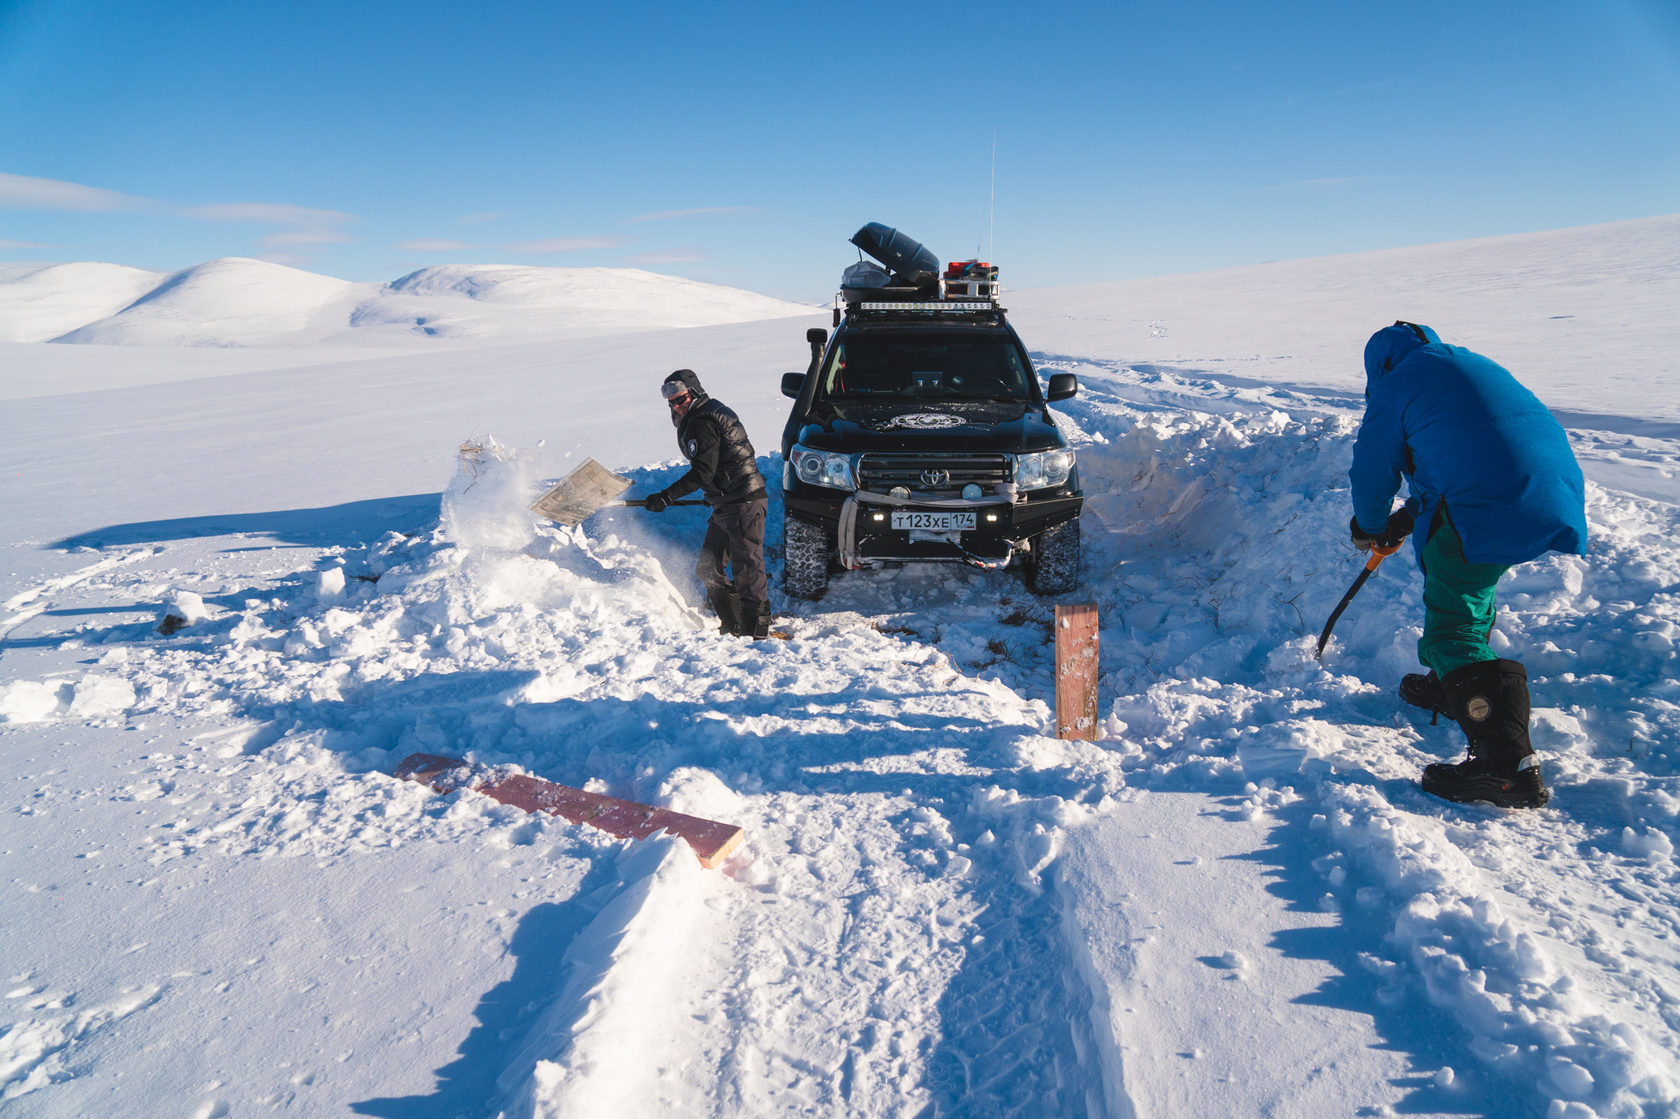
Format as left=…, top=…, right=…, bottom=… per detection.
left=626, top=249, right=707, bottom=265
left=0, top=171, right=360, bottom=260
left=627, top=206, right=758, bottom=224
left=504, top=237, right=624, bottom=254
left=184, top=201, right=359, bottom=252
left=257, top=228, right=354, bottom=248
left=396, top=238, right=474, bottom=252
left=183, top=201, right=356, bottom=226
left=0, top=237, right=53, bottom=248
left=0, top=171, right=154, bottom=212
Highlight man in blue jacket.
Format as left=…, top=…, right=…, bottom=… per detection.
left=1349, top=322, right=1587, bottom=808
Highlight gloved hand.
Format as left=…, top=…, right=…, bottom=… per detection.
left=644, top=491, right=669, bottom=513
left=1349, top=515, right=1379, bottom=553
left=1376, top=505, right=1415, bottom=549
left=1350, top=508, right=1415, bottom=552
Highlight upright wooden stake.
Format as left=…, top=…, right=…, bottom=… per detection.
left=1055, top=603, right=1099, bottom=741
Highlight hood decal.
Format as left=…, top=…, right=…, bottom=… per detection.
left=876, top=412, right=967, bottom=431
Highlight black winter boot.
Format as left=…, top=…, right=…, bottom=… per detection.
left=708, top=589, right=744, bottom=636
left=740, top=601, right=772, bottom=640
left=1399, top=671, right=1448, bottom=714
left=1421, top=659, right=1550, bottom=809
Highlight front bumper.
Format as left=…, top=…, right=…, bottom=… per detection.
left=784, top=482, right=1082, bottom=565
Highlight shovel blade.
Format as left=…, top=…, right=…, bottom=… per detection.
left=531, top=457, right=632, bottom=526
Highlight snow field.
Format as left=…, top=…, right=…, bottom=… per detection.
left=1049, top=364, right=1680, bottom=1117
left=10, top=366, right=1676, bottom=1115
left=3, top=221, right=1678, bottom=1116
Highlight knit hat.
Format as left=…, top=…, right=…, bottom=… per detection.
left=662, top=368, right=705, bottom=398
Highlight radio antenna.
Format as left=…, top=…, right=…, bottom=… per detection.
left=986, top=127, right=997, bottom=260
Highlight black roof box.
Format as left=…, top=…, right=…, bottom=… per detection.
left=850, top=223, right=940, bottom=288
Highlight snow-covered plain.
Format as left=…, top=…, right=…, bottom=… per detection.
left=1, top=215, right=1677, bottom=1118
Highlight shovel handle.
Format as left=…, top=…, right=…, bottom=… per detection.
left=1363, top=539, right=1402, bottom=569
left=1314, top=540, right=1404, bottom=659
left=619, top=499, right=707, bottom=508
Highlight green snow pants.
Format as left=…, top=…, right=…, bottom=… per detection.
left=1418, top=515, right=1510, bottom=679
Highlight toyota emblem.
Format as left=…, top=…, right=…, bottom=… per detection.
left=921, top=469, right=950, bottom=487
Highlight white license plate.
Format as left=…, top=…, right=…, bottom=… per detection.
left=891, top=510, right=977, bottom=531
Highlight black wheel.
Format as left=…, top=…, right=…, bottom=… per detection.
left=783, top=516, right=831, bottom=599
left=1025, top=517, right=1080, bottom=595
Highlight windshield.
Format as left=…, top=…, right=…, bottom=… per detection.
left=820, top=332, right=1035, bottom=402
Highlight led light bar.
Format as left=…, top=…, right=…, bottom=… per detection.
left=858, top=302, right=996, bottom=312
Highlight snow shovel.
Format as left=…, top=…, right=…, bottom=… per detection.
left=530, top=457, right=703, bottom=527
left=1314, top=540, right=1403, bottom=659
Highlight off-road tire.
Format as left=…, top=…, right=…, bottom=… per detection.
left=783, top=516, right=831, bottom=600
left=1025, top=517, right=1080, bottom=595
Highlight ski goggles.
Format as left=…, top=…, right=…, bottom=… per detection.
left=661, top=381, right=692, bottom=402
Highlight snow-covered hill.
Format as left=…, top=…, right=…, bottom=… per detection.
left=0, top=257, right=815, bottom=347
left=0, top=261, right=166, bottom=343
left=1009, top=213, right=1680, bottom=425
left=367, top=264, right=817, bottom=341
left=1, top=217, right=1677, bottom=1118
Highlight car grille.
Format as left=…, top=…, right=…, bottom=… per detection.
left=857, top=453, right=1011, bottom=493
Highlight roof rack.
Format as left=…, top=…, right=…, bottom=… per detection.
left=839, top=263, right=1004, bottom=317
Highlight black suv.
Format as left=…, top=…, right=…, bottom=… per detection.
left=778, top=225, right=1083, bottom=599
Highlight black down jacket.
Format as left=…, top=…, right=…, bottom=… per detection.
left=667, top=396, right=766, bottom=506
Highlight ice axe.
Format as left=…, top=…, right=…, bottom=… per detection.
left=531, top=457, right=703, bottom=527
left=1314, top=539, right=1403, bottom=659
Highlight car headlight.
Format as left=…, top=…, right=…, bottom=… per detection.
left=790, top=445, right=856, bottom=490
left=1014, top=449, right=1074, bottom=490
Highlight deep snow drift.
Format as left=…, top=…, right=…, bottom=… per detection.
left=1, top=215, right=1677, bottom=1118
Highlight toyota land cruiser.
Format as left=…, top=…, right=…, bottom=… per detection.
left=778, top=224, right=1083, bottom=599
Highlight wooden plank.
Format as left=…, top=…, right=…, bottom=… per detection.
left=1055, top=603, right=1100, bottom=741
left=393, top=753, right=745, bottom=869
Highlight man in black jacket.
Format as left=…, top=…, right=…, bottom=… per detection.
left=644, top=369, right=771, bottom=638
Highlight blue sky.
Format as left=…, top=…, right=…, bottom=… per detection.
left=2, top=0, right=1676, bottom=301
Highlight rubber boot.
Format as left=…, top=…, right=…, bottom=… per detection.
left=1421, top=659, right=1550, bottom=809
left=740, top=600, right=772, bottom=640
left=708, top=588, right=743, bottom=636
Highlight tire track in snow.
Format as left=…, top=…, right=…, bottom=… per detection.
left=593, top=614, right=1113, bottom=1117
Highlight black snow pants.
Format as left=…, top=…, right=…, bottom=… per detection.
left=697, top=494, right=769, bottom=609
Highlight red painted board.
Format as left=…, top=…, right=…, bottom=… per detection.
left=1055, top=603, right=1100, bottom=741
left=393, top=753, right=744, bottom=869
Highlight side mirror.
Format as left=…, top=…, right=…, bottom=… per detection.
left=781, top=372, right=805, bottom=399
left=1047, top=372, right=1079, bottom=401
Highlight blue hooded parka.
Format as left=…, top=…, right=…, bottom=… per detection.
left=1350, top=323, right=1586, bottom=566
